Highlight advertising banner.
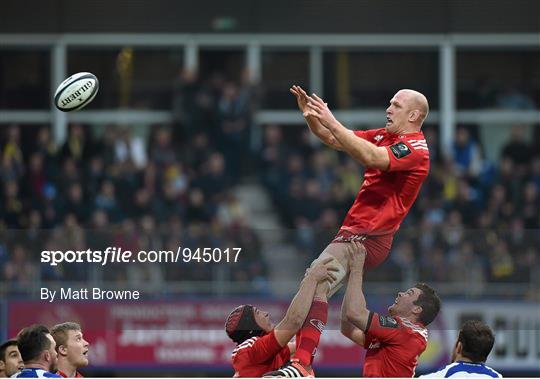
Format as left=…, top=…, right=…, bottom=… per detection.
left=439, top=301, right=540, bottom=371
left=7, top=300, right=365, bottom=371
left=7, top=300, right=538, bottom=373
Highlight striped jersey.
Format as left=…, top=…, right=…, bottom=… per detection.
left=231, top=331, right=290, bottom=377
left=341, top=128, right=429, bottom=236
left=420, top=361, right=502, bottom=378
left=12, top=368, right=62, bottom=378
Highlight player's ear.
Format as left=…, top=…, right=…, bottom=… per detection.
left=0, top=359, right=6, bottom=371
left=44, top=349, right=51, bottom=362
left=456, top=341, right=463, bottom=355
left=408, top=110, right=419, bottom=122
left=58, top=344, right=68, bottom=356
left=412, top=304, right=422, bottom=317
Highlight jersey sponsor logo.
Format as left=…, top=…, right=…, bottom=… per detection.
left=379, top=315, right=399, bottom=328
left=374, top=135, right=384, bottom=142
left=368, top=341, right=381, bottom=349
left=389, top=142, right=412, bottom=159
left=309, top=318, right=326, bottom=333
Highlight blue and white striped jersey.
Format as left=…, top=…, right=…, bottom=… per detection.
left=420, top=361, right=502, bottom=378
left=11, top=368, right=62, bottom=378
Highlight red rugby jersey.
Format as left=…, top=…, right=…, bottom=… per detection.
left=340, top=128, right=429, bottom=235
left=363, top=312, right=428, bottom=377
left=57, top=370, right=83, bottom=378
left=231, top=332, right=290, bottom=378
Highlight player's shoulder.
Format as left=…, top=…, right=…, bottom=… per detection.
left=441, top=362, right=503, bottom=378
left=232, top=336, right=260, bottom=356
left=418, top=362, right=456, bottom=377
left=402, top=132, right=429, bottom=152
left=13, top=369, right=62, bottom=378
left=397, top=317, right=428, bottom=341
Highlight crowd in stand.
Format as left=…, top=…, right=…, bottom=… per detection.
left=260, top=124, right=540, bottom=298
left=0, top=70, right=267, bottom=296
left=1, top=67, right=539, bottom=299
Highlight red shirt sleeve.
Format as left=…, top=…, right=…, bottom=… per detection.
left=276, top=343, right=292, bottom=365
left=244, top=331, right=285, bottom=364
left=353, top=129, right=378, bottom=141
left=363, top=312, right=402, bottom=347
left=385, top=140, right=429, bottom=172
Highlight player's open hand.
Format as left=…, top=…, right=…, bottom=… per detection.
left=290, top=85, right=310, bottom=113
left=303, top=93, right=338, bottom=129
left=346, top=241, right=366, bottom=271
left=305, top=257, right=339, bottom=284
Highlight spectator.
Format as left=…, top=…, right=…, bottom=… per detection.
left=150, top=127, right=176, bottom=169
left=60, top=183, right=90, bottom=223
left=60, top=123, right=92, bottom=165
left=453, top=126, right=483, bottom=178
left=2, top=125, right=24, bottom=182
left=496, top=86, right=536, bottom=110
left=114, top=127, right=147, bottom=170
left=217, top=81, right=251, bottom=176
left=34, top=127, right=58, bottom=176
left=501, top=125, right=532, bottom=167
left=1, top=181, right=24, bottom=228
left=2, top=245, right=36, bottom=287
left=520, top=182, right=539, bottom=229
left=22, top=152, right=46, bottom=201
left=94, top=180, right=122, bottom=222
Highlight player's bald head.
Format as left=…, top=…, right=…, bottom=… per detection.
left=396, top=89, right=429, bottom=125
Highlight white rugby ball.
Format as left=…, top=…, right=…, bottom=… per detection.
left=54, top=72, right=99, bottom=112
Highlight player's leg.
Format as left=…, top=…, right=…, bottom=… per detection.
left=264, top=242, right=365, bottom=377
left=293, top=242, right=352, bottom=367
left=292, top=234, right=393, bottom=371
left=266, top=236, right=390, bottom=376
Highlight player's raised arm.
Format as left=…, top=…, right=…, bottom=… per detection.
left=303, top=94, right=390, bottom=170
left=273, top=257, right=338, bottom=347
left=340, top=242, right=367, bottom=345
left=290, top=85, right=344, bottom=151
left=340, top=295, right=366, bottom=346
left=342, top=241, right=371, bottom=331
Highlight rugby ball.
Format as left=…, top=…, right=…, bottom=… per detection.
left=54, top=72, right=99, bottom=112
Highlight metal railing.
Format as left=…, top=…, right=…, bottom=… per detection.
left=1, top=32, right=539, bottom=154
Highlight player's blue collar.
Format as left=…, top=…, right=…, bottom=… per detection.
left=455, top=360, right=485, bottom=366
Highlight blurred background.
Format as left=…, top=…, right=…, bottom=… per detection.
left=1, top=0, right=539, bottom=376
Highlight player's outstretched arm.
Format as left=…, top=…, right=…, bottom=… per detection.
left=304, top=94, right=390, bottom=170
left=290, top=85, right=344, bottom=151
left=273, top=257, right=338, bottom=347
left=342, top=241, right=371, bottom=331
left=340, top=297, right=366, bottom=346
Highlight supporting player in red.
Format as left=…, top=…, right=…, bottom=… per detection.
left=274, top=87, right=431, bottom=376
left=341, top=241, right=441, bottom=377
left=51, top=322, right=89, bottom=378
left=225, top=259, right=337, bottom=378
